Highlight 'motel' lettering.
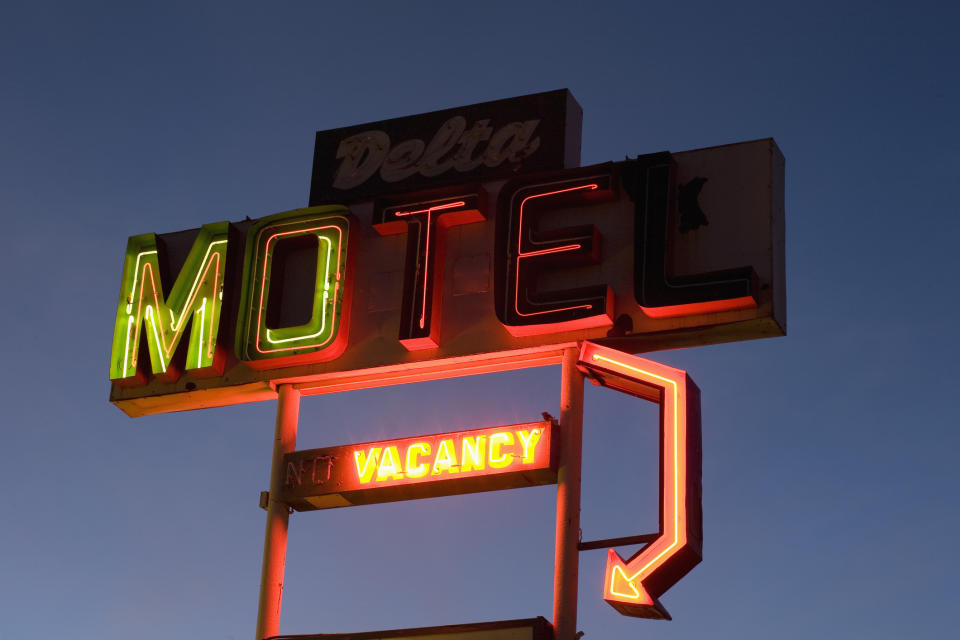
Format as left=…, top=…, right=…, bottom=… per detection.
left=372, top=193, right=485, bottom=350
left=109, top=222, right=229, bottom=386
left=109, top=159, right=756, bottom=385
left=234, top=207, right=353, bottom=369
left=493, top=166, right=617, bottom=336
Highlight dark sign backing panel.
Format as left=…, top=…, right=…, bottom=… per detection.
left=309, top=90, right=582, bottom=204
left=280, top=421, right=557, bottom=511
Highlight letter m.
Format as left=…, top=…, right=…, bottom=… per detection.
left=109, top=222, right=229, bottom=385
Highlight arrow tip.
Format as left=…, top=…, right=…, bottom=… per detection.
left=603, top=549, right=672, bottom=620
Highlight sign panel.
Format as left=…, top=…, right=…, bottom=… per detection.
left=280, top=420, right=557, bottom=511
left=265, top=617, right=553, bottom=640
left=110, top=138, right=784, bottom=417
left=309, top=90, right=582, bottom=204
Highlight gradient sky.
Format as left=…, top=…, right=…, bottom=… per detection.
left=2, top=2, right=958, bottom=638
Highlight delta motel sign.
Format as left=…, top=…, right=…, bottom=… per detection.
left=107, top=90, right=785, bottom=640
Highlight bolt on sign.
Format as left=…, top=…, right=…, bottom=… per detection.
left=106, top=89, right=785, bottom=629
left=108, top=89, right=784, bottom=417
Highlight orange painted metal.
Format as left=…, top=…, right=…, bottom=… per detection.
left=552, top=347, right=584, bottom=640
left=256, top=385, right=301, bottom=639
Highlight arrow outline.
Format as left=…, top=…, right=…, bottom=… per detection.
left=577, top=341, right=702, bottom=620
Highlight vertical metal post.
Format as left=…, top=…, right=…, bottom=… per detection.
left=553, top=347, right=585, bottom=640
left=255, top=384, right=301, bottom=640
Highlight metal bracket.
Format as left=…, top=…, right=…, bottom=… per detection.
left=577, top=533, right=658, bottom=551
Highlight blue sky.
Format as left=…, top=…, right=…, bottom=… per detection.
left=1, top=2, right=958, bottom=638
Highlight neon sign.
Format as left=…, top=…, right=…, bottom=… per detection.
left=373, top=192, right=485, bottom=349
left=494, top=167, right=617, bottom=336
left=627, top=153, right=757, bottom=317
left=109, top=222, right=229, bottom=385
left=234, top=206, right=353, bottom=369
left=110, top=90, right=786, bottom=638
left=110, top=97, right=782, bottom=425
left=577, top=341, right=702, bottom=620
left=280, top=420, right=557, bottom=510
left=106, top=92, right=787, bottom=636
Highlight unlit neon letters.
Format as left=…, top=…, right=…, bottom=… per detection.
left=332, top=116, right=542, bottom=190
left=628, top=153, right=756, bottom=317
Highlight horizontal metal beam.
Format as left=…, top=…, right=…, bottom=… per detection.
left=577, top=533, right=657, bottom=551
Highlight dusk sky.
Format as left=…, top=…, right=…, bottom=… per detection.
left=2, top=2, right=958, bottom=639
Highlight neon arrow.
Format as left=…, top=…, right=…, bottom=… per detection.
left=577, top=341, right=703, bottom=620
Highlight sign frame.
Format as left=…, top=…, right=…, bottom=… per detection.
left=104, top=90, right=786, bottom=639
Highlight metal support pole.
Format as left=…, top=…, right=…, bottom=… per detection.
left=255, top=384, right=301, bottom=640
left=553, top=347, right=585, bottom=640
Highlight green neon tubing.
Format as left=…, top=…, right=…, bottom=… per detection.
left=235, top=206, right=351, bottom=363
left=109, top=222, right=229, bottom=381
